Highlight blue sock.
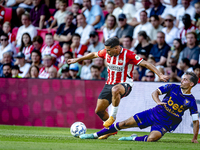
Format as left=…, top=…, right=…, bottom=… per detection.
left=135, top=135, right=148, bottom=142
left=96, top=122, right=119, bottom=137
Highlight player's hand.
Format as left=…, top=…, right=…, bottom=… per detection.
left=67, top=58, right=78, bottom=64
left=192, top=139, right=198, bottom=143
left=159, top=75, right=169, bottom=82
left=157, top=102, right=167, bottom=106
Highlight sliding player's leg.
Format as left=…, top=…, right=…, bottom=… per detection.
left=95, top=99, right=110, bottom=121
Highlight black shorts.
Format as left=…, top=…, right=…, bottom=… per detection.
left=98, top=83, right=132, bottom=104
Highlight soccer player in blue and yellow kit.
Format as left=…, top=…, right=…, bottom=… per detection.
left=80, top=72, right=199, bottom=143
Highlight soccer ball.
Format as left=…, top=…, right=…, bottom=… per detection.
left=70, top=122, right=87, bottom=137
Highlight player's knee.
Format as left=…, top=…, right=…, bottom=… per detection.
left=95, top=108, right=102, bottom=116
left=112, top=86, right=120, bottom=95
left=147, top=136, right=160, bottom=142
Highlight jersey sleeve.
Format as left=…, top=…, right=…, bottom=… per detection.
left=189, top=98, right=198, bottom=115
left=97, top=49, right=106, bottom=59
left=126, top=50, right=143, bottom=65
left=157, top=84, right=175, bottom=94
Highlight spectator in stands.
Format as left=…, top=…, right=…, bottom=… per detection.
left=60, top=66, right=70, bottom=79
left=48, top=66, right=58, bottom=78
left=11, top=65, right=22, bottom=78
left=32, top=35, right=43, bottom=51
left=194, top=2, right=200, bottom=25
left=30, top=50, right=43, bottom=68
left=104, top=1, right=115, bottom=20
left=30, top=0, right=51, bottom=29
left=15, top=12, right=37, bottom=47
left=142, top=70, right=155, bottom=82
left=112, top=0, right=136, bottom=24
left=54, top=11, right=76, bottom=47
left=93, top=57, right=107, bottom=79
left=132, top=69, right=140, bottom=81
left=130, top=0, right=152, bottom=27
left=167, top=38, right=183, bottom=63
left=102, top=14, right=118, bottom=42
left=39, top=54, right=54, bottom=78
left=19, top=33, right=34, bottom=62
left=133, top=11, right=152, bottom=46
left=68, top=63, right=80, bottom=79
left=41, top=33, right=62, bottom=60
left=70, top=33, right=87, bottom=58
left=14, top=52, right=31, bottom=77
left=116, top=14, right=134, bottom=44
left=82, top=0, right=104, bottom=29
left=2, top=22, right=15, bottom=44
left=149, top=0, right=166, bottom=17
left=58, top=51, right=73, bottom=77
left=195, top=20, right=200, bottom=46
left=48, top=0, right=68, bottom=30
left=0, top=51, right=13, bottom=76
left=162, top=14, right=179, bottom=47
left=29, top=65, right=39, bottom=78
left=57, top=43, right=71, bottom=66
left=178, top=32, right=200, bottom=66
left=176, top=0, right=195, bottom=29
left=80, top=51, right=92, bottom=79
left=122, top=35, right=134, bottom=51
left=149, top=15, right=163, bottom=43
left=149, top=31, right=170, bottom=66
left=161, top=0, right=182, bottom=20
left=0, top=33, right=16, bottom=61
left=71, top=3, right=80, bottom=26
left=88, top=31, right=104, bottom=53
left=135, top=31, right=153, bottom=58
left=90, top=65, right=105, bottom=80
left=1, top=63, right=12, bottom=78
left=75, top=13, right=94, bottom=45
left=178, top=14, right=196, bottom=44
left=193, top=63, right=200, bottom=83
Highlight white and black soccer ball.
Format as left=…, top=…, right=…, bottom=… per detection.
left=70, top=122, right=87, bottom=137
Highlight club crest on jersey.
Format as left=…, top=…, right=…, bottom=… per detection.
left=135, top=55, right=140, bottom=60
left=118, top=59, right=123, bottom=63
left=184, top=99, right=190, bottom=106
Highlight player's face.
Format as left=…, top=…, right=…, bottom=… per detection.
left=105, top=45, right=119, bottom=57
left=180, top=75, right=193, bottom=89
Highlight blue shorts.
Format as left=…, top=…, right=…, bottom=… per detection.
left=133, top=107, right=172, bottom=136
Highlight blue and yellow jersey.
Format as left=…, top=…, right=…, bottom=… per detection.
left=158, top=84, right=198, bottom=119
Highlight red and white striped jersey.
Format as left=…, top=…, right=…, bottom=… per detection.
left=22, top=45, right=34, bottom=60
left=97, top=48, right=143, bottom=86
left=179, top=24, right=196, bottom=44
left=38, top=67, right=49, bottom=79
left=8, top=32, right=15, bottom=43
left=41, top=43, right=62, bottom=58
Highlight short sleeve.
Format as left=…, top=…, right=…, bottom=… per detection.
left=127, top=51, right=143, bottom=65
left=92, top=5, right=101, bottom=17
left=97, top=49, right=106, bottom=59
left=158, top=84, right=175, bottom=94
left=189, top=100, right=198, bottom=115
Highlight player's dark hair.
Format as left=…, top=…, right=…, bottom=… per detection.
left=181, top=58, right=190, bottom=67
left=193, top=63, right=200, bottom=70
left=151, top=15, right=159, bottom=21
left=185, top=72, right=198, bottom=87
left=104, top=37, right=119, bottom=48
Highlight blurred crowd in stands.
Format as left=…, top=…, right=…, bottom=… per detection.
left=0, top=0, right=199, bottom=83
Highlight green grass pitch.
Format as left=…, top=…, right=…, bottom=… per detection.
left=0, top=125, right=199, bottom=150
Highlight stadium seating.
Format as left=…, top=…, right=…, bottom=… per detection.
left=4, top=8, right=12, bottom=23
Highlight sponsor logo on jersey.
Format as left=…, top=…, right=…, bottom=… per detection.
left=108, top=64, right=123, bottom=72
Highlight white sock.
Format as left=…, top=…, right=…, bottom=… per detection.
left=93, top=133, right=98, bottom=138
left=110, top=105, right=118, bottom=119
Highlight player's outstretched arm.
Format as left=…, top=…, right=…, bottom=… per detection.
left=67, top=52, right=98, bottom=64
left=151, top=89, right=166, bottom=106
left=192, top=120, right=199, bottom=143
left=139, top=60, right=169, bottom=82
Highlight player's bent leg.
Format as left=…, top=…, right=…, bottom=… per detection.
left=95, top=99, right=110, bottom=121
left=119, top=116, right=138, bottom=129
left=103, top=84, right=125, bottom=128
left=147, top=131, right=162, bottom=142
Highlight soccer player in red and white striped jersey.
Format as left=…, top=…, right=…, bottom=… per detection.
left=68, top=37, right=169, bottom=138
